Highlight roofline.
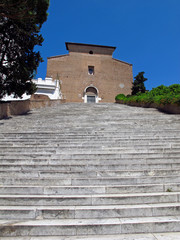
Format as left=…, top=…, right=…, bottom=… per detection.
left=47, top=54, right=69, bottom=59
left=65, top=42, right=116, bottom=50
left=47, top=54, right=132, bottom=66
left=112, top=58, right=132, bottom=66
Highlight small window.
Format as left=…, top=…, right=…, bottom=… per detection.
left=88, top=66, right=94, bottom=75
left=89, top=51, right=93, bottom=54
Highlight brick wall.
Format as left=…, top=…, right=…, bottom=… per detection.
left=46, top=43, right=133, bottom=103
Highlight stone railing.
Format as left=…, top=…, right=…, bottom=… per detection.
left=0, top=95, right=65, bottom=119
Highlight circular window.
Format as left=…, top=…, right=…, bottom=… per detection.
left=89, top=51, right=93, bottom=54
left=119, top=83, right=125, bottom=89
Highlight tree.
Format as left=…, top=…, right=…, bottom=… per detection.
left=131, top=71, right=147, bottom=95
left=0, top=0, right=50, bottom=99
left=0, top=0, right=36, bottom=20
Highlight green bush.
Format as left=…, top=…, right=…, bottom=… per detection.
left=115, top=94, right=126, bottom=100
left=115, top=84, right=180, bottom=106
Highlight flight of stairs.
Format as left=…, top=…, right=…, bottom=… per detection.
left=0, top=103, right=180, bottom=239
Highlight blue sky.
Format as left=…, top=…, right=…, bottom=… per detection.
left=36, top=0, right=180, bottom=90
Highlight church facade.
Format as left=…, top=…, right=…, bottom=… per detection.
left=46, top=42, right=133, bottom=103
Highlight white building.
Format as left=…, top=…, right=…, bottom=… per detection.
left=2, top=77, right=61, bottom=101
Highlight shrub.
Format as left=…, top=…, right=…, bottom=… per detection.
left=115, top=84, right=180, bottom=106
left=115, top=94, right=126, bottom=101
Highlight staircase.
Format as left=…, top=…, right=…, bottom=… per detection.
left=0, top=103, right=180, bottom=239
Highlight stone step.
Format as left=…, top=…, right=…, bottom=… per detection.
left=1, top=130, right=180, bottom=135
left=71, top=176, right=180, bottom=186
left=1, top=138, right=180, bottom=145
left=1, top=159, right=180, bottom=167
left=2, top=152, right=180, bottom=159
left=2, top=131, right=180, bottom=135
left=0, top=161, right=179, bottom=169
left=0, top=182, right=178, bottom=195
left=1, top=149, right=180, bottom=156
left=0, top=175, right=180, bottom=186
left=1, top=216, right=180, bottom=236
left=7, top=128, right=174, bottom=132
left=0, top=192, right=179, bottom=206
left=6, top=135, right=180, bottom=140
left=0, top=163, right=180, bottom=171
left=2, top=152, right=174, bottom=158
left=1, top=203, right=180, bottom=220
left=2, top=155, right=180, bottom=164
left=1, top=232, right=180, bottom=240
left=0, top=145, right=179, bottom=152
left=0, top=169, right=179, bottom=178
left=2, top=183, right=179, bottom=194
left=1, top=140, right=180, bottom=146
left=0, top=144, right=179, bottom=150
left=1, top=103, right=180, bottom=237
left=1, top=141, right=179, bottom=146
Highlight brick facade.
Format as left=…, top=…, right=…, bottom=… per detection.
left=46, top=42, right=133, bottom=103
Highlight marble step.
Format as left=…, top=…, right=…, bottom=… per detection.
left=1, top=216, right=180, bottom=236
left=1, top=157, right=180, bottom=166
left=1, top=163, right=180, bottom=171
left=1, top=103, right=180, bottom=237
left=1, top=232, right=180, bottom=240
left=0, top=169, right=179, bottom=178
left=1, top=144, right=180, bottom=151
left=1, top=131, right=180, bottom=135
left=0, top=183, right=178, bottom=195
left=1, top=139, right=180, bottom=145
left=1, top=203, right=180, bottom=220
left=0, top=192, right=179, bottom=206
left=0, top=150, right=178, bottom=157
left=1, top=142, right=180, bottom=147
left=6, top=128, right=175, bottom=133
left=0, top=175, right=180, bottom=186
left=0, top=145, right=179, bottom=152
left=5, top=135, right=179, bottom=140
left=2, top=152, right=180, bottom=160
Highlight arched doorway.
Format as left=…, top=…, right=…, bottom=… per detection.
left=83, top=86, right=100, bottom=103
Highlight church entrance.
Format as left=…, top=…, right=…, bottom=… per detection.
left=84, top=86, right=99, bottom=103
left=87, top=95, right=96, bottom=103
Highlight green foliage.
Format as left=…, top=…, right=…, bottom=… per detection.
left=116, top=84, right=180, bottom=106
left=0, top=0, right=50, bottom=99
left=131, top=72, right=147, bottom=95
left=149, top=85, right=169, bottom=96
left=149, top=84, right=180, bottom=97
left=115, top=94, right=125, bottom=100
left=0, top=0, right=49, bottom=23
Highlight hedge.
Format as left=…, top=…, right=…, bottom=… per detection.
left=115, top=84, right=180, bottom=106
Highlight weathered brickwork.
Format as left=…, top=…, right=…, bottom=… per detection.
left=46, top=42, right=133, bottom=103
